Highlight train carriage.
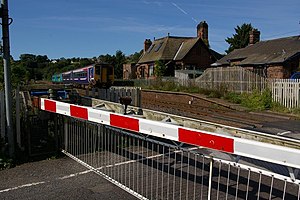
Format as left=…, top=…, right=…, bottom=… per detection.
left=52, top=63, right=114, bottom=88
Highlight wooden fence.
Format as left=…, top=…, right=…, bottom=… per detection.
left=271, top=79, right=300, bottom=109
left=195, top=66, right=268, bottom=93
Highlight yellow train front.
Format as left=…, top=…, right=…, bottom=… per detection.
left=93, top=63, right=114, bottom=88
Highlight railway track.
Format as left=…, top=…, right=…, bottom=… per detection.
left=141, top=89, right=300, bottom=138
left=76, top=87, right=300, bottom=139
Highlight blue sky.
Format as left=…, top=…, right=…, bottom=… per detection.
left=9, top=0, right=300, bottom=60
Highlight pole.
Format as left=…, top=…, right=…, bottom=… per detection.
left=2, top=0, right=14, bottom=157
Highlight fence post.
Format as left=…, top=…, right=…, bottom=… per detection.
left=208, top=158, right=213, bottom=200
left=15, top=87, right=21, bottom=148
left=0, top=91, right=5, bottom=140
left=64, top=118, right=68, bottom=151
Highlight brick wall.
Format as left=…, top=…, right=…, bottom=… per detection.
left=136, top=64, right=151, bottom=79
left=123, top=63, right=137, bottom=79
left=267, top=65, right=286, bottom=79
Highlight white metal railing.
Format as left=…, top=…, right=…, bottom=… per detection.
left=40, top=98, right=300, bottom=169
left=62, top=117, right=300, bottom=200
left=271, top=79, right=300, bottom=109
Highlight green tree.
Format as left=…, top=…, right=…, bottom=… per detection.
left=126, top=50, right=142, bottom=64
left=225, top=23, right=254, bottom=53
left=154, top=60, right=166, bottom=77
left=114, top=50, right=126, bottom=79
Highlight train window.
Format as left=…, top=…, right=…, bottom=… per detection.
left=95, top=65, right=100, bottom=75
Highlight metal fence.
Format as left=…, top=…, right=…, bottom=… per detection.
left=63, top=116, right=300, bottom=200
left=85, top=86, right=141, bottom=107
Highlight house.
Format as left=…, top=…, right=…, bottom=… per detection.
left=213, top=30, right=300, bottom=79
left=135, top=21, right=222, bottom=79
left=123, top=63, right=137, bottom=80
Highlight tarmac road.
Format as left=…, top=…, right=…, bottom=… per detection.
left=0, top=157, right=137, bottom=200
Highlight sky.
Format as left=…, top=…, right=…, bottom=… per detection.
left=8, top=0, right=300, bottom=60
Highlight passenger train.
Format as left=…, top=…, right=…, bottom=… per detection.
left=52, top=63, right=114, bottom=88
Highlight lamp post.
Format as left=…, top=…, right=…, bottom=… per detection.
left=1, top=0, right=14, bottom=157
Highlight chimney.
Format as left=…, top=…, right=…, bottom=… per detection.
left=197, top=21, right=209, bottom=46
left=249, top=28, right=260, bottom=45
left=144, top=39, right=152, bottom=53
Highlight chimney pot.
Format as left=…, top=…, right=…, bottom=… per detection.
left=197, top=21, right=209, bottom=46
left=249, top=28, right=260, bottom=45
left=144, top=39, right=152, bottom=53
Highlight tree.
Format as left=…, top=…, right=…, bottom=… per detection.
left=126, top=50, right=142, bottom=64
left=114, top=50, right=126, bottom=79
left=225, top=23, right=254, bottom=54
left=154, top=60, right=166, bottom=77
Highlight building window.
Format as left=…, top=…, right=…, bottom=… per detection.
left=141, top=66, right=145, bottom=78
left=147, top=44, right=155, bottom=53
left=149, top=65, right=154, bottom=76
left=154, top=42, right=163, bottom=52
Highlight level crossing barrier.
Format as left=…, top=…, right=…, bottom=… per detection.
left=40, top=98, right=300, bottom=199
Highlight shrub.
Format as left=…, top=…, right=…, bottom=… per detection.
left=240, top=89, right=272, bottom=111
left=224, top=92, right=242, bottom=104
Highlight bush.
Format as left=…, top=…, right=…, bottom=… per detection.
left=240, top=89, right=272, bottom=111
left=224, top=92, right=242, bottom=104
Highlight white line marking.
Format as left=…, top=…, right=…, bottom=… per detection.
left=0, top=147, right=198, bottom=194
left=0, top=181, right=46, bottom=193
left=58, top=169, right=92, bottom=180
left=0, top=169, right=93, bottom=193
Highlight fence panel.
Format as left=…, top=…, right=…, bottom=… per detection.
left=195, top=67, right=268, bottom=93
left=63, top=116, right=300, bottom=200
left=272, top=79, right=300, bottom=109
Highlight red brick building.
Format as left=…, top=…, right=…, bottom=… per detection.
left=135, top=21, right=222, bottom=79
left=213, top=30, right=300, bottom=79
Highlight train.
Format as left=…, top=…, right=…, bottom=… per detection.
left=52, top=63, right=114, bottom=88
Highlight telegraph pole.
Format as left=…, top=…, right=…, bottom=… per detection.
left=1, top=0, right=14, bottom=157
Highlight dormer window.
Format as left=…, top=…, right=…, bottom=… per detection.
left=147, top=44, right=155, bottom=53
left=154, top=42, right=163, bottom=52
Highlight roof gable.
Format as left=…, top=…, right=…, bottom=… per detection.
left=138, top=36, right=206, bottom=64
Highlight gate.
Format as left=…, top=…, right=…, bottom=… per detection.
left=62, top=117, right=300, bottom=200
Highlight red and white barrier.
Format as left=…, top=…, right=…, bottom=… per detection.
left=40, top=98, right=300, bottom=169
